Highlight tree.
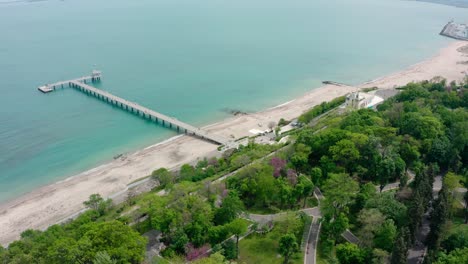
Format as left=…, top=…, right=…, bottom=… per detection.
left=321, top=213, right=349, bottom=240
left=151, top=168, right=174, bottom=188
left=46, top=237, right=81, bottom=264
left=207, top=225, right=229, bottom=245
left=78, top=221, right=147, bottom=263
left=214, top=191, right=244, bottom=225
left=321, top=173, right=359, bottom=217
left=427, top=136, right=452, bottom=168
left=231, top=154, right=251, bottom=168
left=336, top=242, right=366, bottom=264
left=357, top=209, right=386, bottom=247
left=434, top=247, right=468, bottom=264
left=179, top=164, right=195, bottom=181
left=221, top=240, right=237, bottom=260
left=275, top=213, right=305, bottom=239
left=379, top=157, right=396, bottom=191
left=227, top=219, right=248, bottom=258
left=83, top=194, right=112, bottom=216
left=391, top=227, right=409, bottom=264
left=372, top=248, right=390, bottom=264
left=365, top=192, right=407, bottom=226
left=150, top=206, right=179, bottom=234
left=399, top=136, right=420, bottom=171
left=329, top=139, right=360, bottom=172
left=295, top=175, right=314, bottom=207
left=353, top=182, right=377, bottom=214
left=171, top=229, right=189, bottom=255
left=278, top=233, right=299, bottom=264
left=291, top=143, right=311, bottom=171
left=400, top=112, right=443, bottom=140
left=310, top=167, right=323, bottom=185
left=270, top=157, right=287, bottom=178
left=374, top=219, right=397, bottom=252
left=441, top=231, right=468, bottom=254
left=408, top=190, right=425, bottom=240
left=427, top=185, right=450, bottom=251
left=93, top=251, right=116, bottom=264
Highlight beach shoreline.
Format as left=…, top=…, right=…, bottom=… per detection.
left=1, top=40, right=467, bottom=246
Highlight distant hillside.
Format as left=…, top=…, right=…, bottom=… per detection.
left=413, top=0, right=468, bottom=8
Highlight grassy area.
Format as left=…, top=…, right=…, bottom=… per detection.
left=239, top=233, right=303, bottom=264
left=239, top=214, right=305, bottom=264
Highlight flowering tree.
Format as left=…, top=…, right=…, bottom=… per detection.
left=186, top=243, right=210, bottom=261
left=270, top=157, right=287, bottom=178
left=287, top=169, right=298, bottom=185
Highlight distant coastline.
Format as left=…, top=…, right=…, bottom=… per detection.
left=412, top=0, right=468, bottom=8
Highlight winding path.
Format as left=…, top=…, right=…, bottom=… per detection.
left=304, top=189, right=323, bottom=264
left=407, top=176, right=442, bottom=264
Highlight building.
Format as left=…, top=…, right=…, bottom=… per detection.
left=345, top=92, right=384, bottom=109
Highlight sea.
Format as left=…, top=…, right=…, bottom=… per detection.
left=0, top=0, right=467, bottom=202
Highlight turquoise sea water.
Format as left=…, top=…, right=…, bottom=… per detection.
left=0, top=0, right=467, bottom=201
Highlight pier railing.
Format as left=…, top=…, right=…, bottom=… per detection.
left=38, top=71, right=231, bottom=146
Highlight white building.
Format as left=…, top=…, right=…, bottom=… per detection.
left=345, top=92, right=384, bottom=109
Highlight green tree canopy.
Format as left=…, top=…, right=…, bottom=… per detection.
left=278, top=233, right=299, bottom=264
left=321, top=173, right=359, bottom=217
left=336, top=242, right=366, bottom=264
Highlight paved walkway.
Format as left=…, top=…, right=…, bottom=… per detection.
left=407, top=176, right=442, bottom=264
left=341, top=230, right=360, bottom=245
left=304, top=189, right=324, bottom=264
left=378, top=170, right=415, bottom=193
left=244, top=189, right=324, bottom=264
left=304, top=218, right=321, bottom=264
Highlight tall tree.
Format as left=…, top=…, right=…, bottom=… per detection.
left=278, top=233, right=299, bottom=264
left=78, top=221, right=147, bottom=263
left=227, top=219, right=248, bottom=259
left=391, top=227, right=409, bottom=264
left=83, top=194, right=112, bottom=216
left=151, top=168, right=174, bottom=188
left=294, top=175, right=314, bottom=207
left=329, top=139, right=361, bottom=173
left=357, top=208, right=386, bottom=247
left=427, top=186, right=450, bottom=252
left=321, top=173, right=359, bottom=217
left=374, top=219, right=397, bottom=252
left=214, top=191, right=244, bottom=225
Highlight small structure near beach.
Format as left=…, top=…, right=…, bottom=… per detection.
left=345, top=92, right=384, bottom=110
left=440, top=21, right=468, bottom=41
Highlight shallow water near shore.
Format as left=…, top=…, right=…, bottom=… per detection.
left=0, top=0, right=466, bottom=202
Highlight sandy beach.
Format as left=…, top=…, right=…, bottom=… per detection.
left=1, top=40, right=467, bottom=246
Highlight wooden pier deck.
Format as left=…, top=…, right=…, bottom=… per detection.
left=38, top=71, right=231, bottom=146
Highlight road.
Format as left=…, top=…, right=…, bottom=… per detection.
left=304, top=218, right=321, bottom=264
left=378, top=170, right=415, bottom=193
left=407, top=176, right=442, bottom=264
left=304, top=189, right=324, bottom=264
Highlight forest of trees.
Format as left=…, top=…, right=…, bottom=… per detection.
left=0, top=79, right=467, bottom=264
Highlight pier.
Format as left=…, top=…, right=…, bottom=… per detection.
left=322, top=80, right=351, bottom=86
left=38, top=71, right=231, bottom=146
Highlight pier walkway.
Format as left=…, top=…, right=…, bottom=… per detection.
left=38, top=71, right=231, bottom=146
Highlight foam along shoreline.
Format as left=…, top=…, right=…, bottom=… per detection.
left=1, top=41, right=467, bottom=246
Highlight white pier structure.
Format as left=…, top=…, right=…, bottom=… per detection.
left=38, top=71, right=231, bottom=146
